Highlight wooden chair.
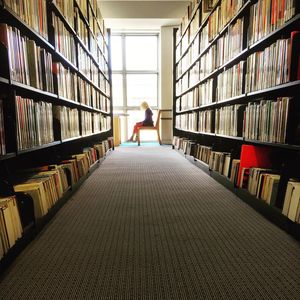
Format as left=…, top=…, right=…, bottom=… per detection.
left=137, top=110, right=162, bottom=146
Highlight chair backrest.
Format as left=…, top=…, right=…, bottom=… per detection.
left=155, top=110, right=161, bottom=129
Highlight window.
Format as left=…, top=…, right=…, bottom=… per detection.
left=111, top=33, right=159, bottom=141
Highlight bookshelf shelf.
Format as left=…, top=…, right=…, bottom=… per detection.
left=74, top=0, right=90, bottom=27
left=53, top=51, right=78, bottom=73
left=11, top=81, right=58, bottom=100
left=173, top=0, right=300, bottom=234
left=0, top=77, right=9, bottom=85
left=17, top=141, right=61, bottom=155
left=0, top=152, right=16, bottom=161
left=247, top=80, right=300, bottom=98
left=58, top=96, right=80, bottom=107
left=61, top=136, right=82, bottom=143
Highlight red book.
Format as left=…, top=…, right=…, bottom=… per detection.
left=237, top=145, right=272, bottom=187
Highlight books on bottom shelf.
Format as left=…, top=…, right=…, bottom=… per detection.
left=240, top=167, right=281, bottom=205
left=209, top=151, right=232, bottom=177
left=0, top=196, right=23, bottom=259
left=283, top=179, right=300, bottom=223
left=0, top=99, right=6, bottom=155
left=53, top=106, right=80, bottom=141
left=243, top=97, right=290, bottom=143
left=11, top=138, right=113, bottom=224
left=195, top=144, right=212, bottom=165
left=15, top=96, right=54, bottom=151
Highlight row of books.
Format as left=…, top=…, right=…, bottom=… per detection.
left=16, top=96, right=54, bottom=151
left=245, top=38, right=290, bottom=93
left=81, top=111, right=93, bottom=136
left=75, top=7, right=89, bottom=49
left=0, top=24, right=54, bottom=93
left=248, top=0, right=296, bottom=45
left=53, top=13, right=76, bottom=65
left=0, top=196, right=23, bottom=260
left=54, top=0, right=75, bottom=29
left=0, top=138, right=114, bottom=260
left=216, top=61, right=244, bottom=101
left=179, top=80, right=213, bottom=111
left=55, top=63, right=78, bottom=102
left=3, top=0, right=48, bottom=39
left=0, top=100, right=6, bottom=155
left=243, top=98, right=290, bottom=143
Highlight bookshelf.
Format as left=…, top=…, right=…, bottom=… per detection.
left=173, top=0, right=300, bottom=238
left=0, top=0, right=114, bottom=268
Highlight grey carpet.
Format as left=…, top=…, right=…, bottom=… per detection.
left=0, top=146, right=299, bottom=299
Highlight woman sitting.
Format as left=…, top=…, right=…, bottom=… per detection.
left=129, top=101, right=154, bottom=142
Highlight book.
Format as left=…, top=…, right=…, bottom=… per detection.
left=283, top=180, right=300, bottom=223
left=198, top=110, right=214, bottom=133
left=53, top=0, right=75, bottom=29
left=81, top=111, right=93, bottom=136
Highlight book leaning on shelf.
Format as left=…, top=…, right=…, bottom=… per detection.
left=283, top=179, right=300, bottom=223
left=15, top=96, right=54, bottom=151
left=53, top=62, right=78, bottom=102
left=3, top=0, right=48, bottom=39
left=195, top=144, right=212, bottom=165
left=243, top=98, right=290, bottom=143
left=0, top=24, right=54, bottom=92
left=53, top=106, right=80, bottom=140
left=0, top=99, right=6, bottom=155
left=0, top=196, right=23, bottom=259
left=209, top=151, right=232, bottom=176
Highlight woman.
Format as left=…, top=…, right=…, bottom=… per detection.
left=129, top=101, right=154, bottom=142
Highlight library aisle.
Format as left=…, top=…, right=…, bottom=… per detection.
left=0, top=146, right=299, bottom=299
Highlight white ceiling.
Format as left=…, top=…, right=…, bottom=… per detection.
left=98, top=1, right=190, bottom=30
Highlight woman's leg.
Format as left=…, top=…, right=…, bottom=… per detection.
left=130, top=122, right=143, bottom=141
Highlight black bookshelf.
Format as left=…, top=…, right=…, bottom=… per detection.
left=0, top=0, right=113, bottom=268
left=173, top=0, right=300, bottom=237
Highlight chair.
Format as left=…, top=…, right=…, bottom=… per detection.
left=137, top=110, right=162, bottom=146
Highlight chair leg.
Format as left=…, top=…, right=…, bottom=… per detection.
left=137, top=130, right=140, bottom=146
left=157, top=129, right=162, bottom=145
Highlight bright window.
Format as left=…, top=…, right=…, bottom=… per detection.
left=111, top=33, right=159, bottom=141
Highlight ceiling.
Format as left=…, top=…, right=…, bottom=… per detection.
left=98, top=1, right=190, bottom=30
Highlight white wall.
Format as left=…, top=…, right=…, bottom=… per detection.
left=159, top=26, right=174, bottom=144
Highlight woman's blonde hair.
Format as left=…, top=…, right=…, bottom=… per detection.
left=140, top=101, right=149, bottom=110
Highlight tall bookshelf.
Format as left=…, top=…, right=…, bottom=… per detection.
left=0, top=0, right=113, bottom=268
left=173, top=0, right=300, bottom=238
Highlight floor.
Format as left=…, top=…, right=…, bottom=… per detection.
left=0, top=146, right=299, bottom=299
